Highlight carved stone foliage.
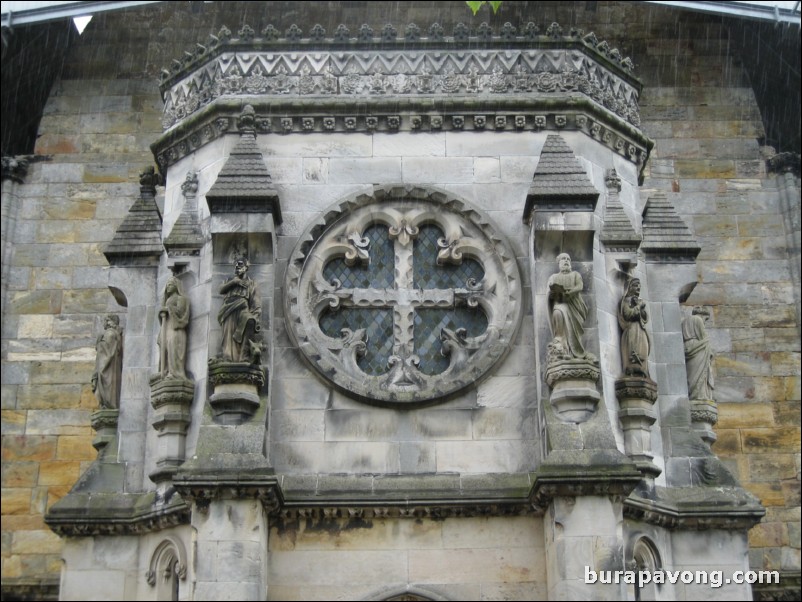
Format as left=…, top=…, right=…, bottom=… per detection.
left=285, top=187, right=522, bottom=405
left=161, top=46, right=641, bottom=131
left=160, top=22, right=641, bottom=130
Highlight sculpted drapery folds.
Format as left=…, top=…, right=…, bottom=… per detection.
left=682, top=306, right=715, bottom=401
left=619, top=278, right=651, bottom=378
left=218, top=257, right=262, bottom=363
left=158, top=277, right=190, bottom=380
left=92, top=314, right=123, bottom=409
left=547, top=253, right=591, bottom=361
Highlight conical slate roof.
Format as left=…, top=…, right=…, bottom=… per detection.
left=600, top=169, right=641, bottom=251
left=524, top=134, right=599, bottom=220
left=640, top=192, right=700, bottom=262
left=104, top=168, right=163, bottom=265
left=205, top=106, right=282, bottom=223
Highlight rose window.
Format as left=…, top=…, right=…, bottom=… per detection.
left=285, top=187, right=522, bottom=405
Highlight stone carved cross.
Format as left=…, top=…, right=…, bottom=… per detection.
left=317, top=221, right=484, bottom=385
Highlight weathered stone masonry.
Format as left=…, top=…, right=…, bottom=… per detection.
left=1, top=2, right=799, bottom=600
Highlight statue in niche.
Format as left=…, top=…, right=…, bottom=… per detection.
left=547, top=253, right=595, bottom=363
left=682, top=306, right=715, bottom=401
left=618, top=278, right=651, bottom=378
left=91, top=314, right=123, bottom=409
left=218, top=257, right=262, bottom=364
left=157, top=276, right=190, bottom=380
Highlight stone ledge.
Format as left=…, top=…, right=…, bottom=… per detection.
left=624, top=485, right=765, bottom=531
left=45, top=490, right=190, bottom=537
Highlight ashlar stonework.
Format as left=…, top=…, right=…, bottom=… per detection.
left=1, top=3, right=797, bottom=601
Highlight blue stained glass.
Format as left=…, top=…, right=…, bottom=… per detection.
left=414, top=307, right=488, bottom=375
left=413, top=224, right=484, bottom=289
left=319, top=308, right=394, bottom=375
left=323, top=224, right=395, bottom=289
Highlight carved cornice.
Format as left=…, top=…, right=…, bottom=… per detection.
left=172, top=473, right=283, bottom=514
left=151, top=22, right=652, bottom=175
left=623, top=493, right=765, bottom=531
left=275, top=502, right=538, bottom=522
left=159, top=22, right=641, bottom=101
left=45, top=494, right=190, bottom=537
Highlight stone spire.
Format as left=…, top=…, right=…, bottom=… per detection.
left=104, top=167, right=164, bottom=266
left=640, top=192, right=700, bottom=262
left=599, top=168, right=641, bottom=252
left=164, top=171, right=205, bottom=256
left=524, top=134, right=599, bottom=221
left=205, top=105, right=282, bottom=223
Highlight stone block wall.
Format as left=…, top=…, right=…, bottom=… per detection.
left=636, top=17, right=801, bottom=580
left=1, top=1, right=799, bottom=597
left=267, top=515, right=546, bottom=600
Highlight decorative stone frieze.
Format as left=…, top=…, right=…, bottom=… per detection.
left=159, top=23, right=641, bottom=129
left=152, top=23, right=653, bottom=175
left=285, top=186, right=522, bottom=405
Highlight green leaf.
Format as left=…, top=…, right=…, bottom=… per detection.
left=466, top=1, right=486, bottom=15
left=489, top=1, right=503, bottom=13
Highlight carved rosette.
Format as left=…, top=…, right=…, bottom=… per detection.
left=615, top=376, right=661, bottom=478
left=285, top=186, right=522, bottom=405
left=207, top=359, right=265, bottom=424
left=149, top=376, right=195, bottom=483
left=690, top=399, right=718, bottom=447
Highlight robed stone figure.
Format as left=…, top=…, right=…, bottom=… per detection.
left=92, top=314, right=123, bottom=409
left=158, top=277, right=190, bottom=380
left=682, top=306, right=714, bottom=401
left=218, top=257, right=262, bottom=363
left=548, top=253, right=592, bottom=361
left=618, top=278, right=651, bottom=378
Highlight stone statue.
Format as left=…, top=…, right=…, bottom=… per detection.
left=682, top=306, right=715, bottom=401
left=218, top=257, right=262, bottom=363
left=157, top=276, right=190, bottom=380
left=618, top=278, right=651, bottom=378
left=91, top=314, right=123, bottom=409
left=547, top=253, right=592, bottom=361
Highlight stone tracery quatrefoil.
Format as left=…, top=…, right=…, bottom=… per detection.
left=285, top=187, right=522, bottom=405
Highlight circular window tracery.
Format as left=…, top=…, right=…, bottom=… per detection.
left=285, top=187, right=522, bottom=405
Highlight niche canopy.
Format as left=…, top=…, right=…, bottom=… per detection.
left=152, top=21, right=653, bottom=176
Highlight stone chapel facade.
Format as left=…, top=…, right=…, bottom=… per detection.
left=1, top=2, right=800, bottom=601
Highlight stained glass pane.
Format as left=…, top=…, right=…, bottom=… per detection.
left=412, top=224, right=487, bottom=374
left=413, top=224, right=484, bottom=288
left=323, top=224, right=394, bottom=289
left=319, top=308, right=394, bottom=375
left=414, top=307, right=489, bottom=375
